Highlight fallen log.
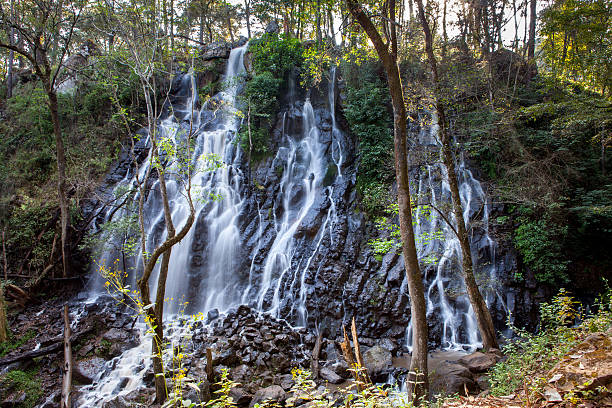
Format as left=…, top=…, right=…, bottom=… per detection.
left=0, top=327, right=94, bottom=366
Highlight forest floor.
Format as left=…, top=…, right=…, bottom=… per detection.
left=442, top=329, right=612, bottom=407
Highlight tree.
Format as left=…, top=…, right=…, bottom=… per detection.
left=0, top=0, right=85, bottom=278
left=527, top=0, right=537, bottom=61
left=0, top=283, right=7, bottom=343
left=95, top=1, right=222, bottom=402
left=540, top=0, right=611, bottom=96
left=345, top=0, right=429, bottom=401
left=414, top=0, right=499, bottom=351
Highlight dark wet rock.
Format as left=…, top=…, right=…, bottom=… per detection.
left=378, top=338, right=399, bottom=354
left=249, top=385, right=285, bottom=408
left=230, top=387, right=253, bottom=406
left=363, top=345, right=393, bottom=377
left=319, top=367, right=343, bottom=384
left=265, top=21, right=279, bottom=34
left=199, top=41, right=231, bottom=60
left=430, top=361, right=479, bottom=396
left=278, top=374, right=294, bottom=391
left=457, top=351, right=501, bottom=373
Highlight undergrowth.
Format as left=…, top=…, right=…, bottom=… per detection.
left=489, top=286, right=612, bottom=402
left=0, top=367, right=43, bottom=408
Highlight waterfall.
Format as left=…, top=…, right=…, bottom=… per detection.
left=405, top=113, right=504, bottom=351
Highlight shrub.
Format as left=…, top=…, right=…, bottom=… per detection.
left=489, top=288, right=612, bottom=400
left=248, top=32, right=303, bottom=79
left=342, top=75, right=394, bottom=215
left=513, top=211, right=569, bottom=284
left=0, top=368, right=43, bottom=408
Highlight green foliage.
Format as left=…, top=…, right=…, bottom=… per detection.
left=0, top=368, right=43, bottom=408
left=206, top=368, right=239, bottom=408
left=458, top=75, right=612, bottom=286
left=248, top=32, right=303, bottom=79
left=239, top=33, right=303, bottom=163
left=0, top=329, right=37, bottom=358
left=0, top=74, right=131, bottom=277
left=489, top=288, right=611, bottom=399
left=513, top=210, right=569, bottom=284
left=243, top=72, right=282, bottom=121
left=540, top=0, right=612, bottom=95
left=238, top=127, right=271, bottom=161
left=342, top=71, right=394, bottom=215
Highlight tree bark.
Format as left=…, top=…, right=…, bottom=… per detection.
left=345, top=0, right=429, bottom=402
left=415, top=0, right=499, bottom=351
left=244, top=0, right=251, bottom=38
left=0, top=284, right=7, bottom=343
left=6, top=0, right=14, bottom=98
left=45, top=79, right=71, bottom=278
left=61, top=305, right=72, bottom=408
left=527, top=0, right=537, bottom=60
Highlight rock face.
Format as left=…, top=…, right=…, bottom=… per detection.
left=83, top=40, right=535, bottom=357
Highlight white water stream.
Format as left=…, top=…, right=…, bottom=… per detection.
left=404, top=114, right=504, bottom=351
left=78, top=52, right=504, bottom=403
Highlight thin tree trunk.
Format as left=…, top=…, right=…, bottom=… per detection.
left=6, top=0, right=14, bottom=98
left=415, top=0, right=499, bottom=351
left=61, top=305, right=72, bottom=408
left=0, top=284, right=7, bottom=342
left=46, top=82, right=71, bottom=278
left=244, top=0, right=251, bottom=38
left=316, top=0, right=322, bottom=46
left=527, top=0, right=536, bottom=60
left=2, top=228, right=7, bottom=280
left=346, top=0, right=429, bottom=402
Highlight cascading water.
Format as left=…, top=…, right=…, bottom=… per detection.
left=244, top=67, right=344, bottom=326
left=78, top=47, right=514, bottom=403
left=405, top=113, right=505, bottom=351
left=79, top=45, right=248, bottom=405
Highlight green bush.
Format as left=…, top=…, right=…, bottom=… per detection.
left=0, top=368, right=43, bottom=408
left=248, top=32, right=303, bottom=78
left=513, top=212, right=569, bottom=284
left=489, top=288, right=611, bottom=399
left=342, top=74, right=394, bottom=215
left=239, top=33, right=303, bottom=162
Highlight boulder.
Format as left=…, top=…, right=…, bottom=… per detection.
left=319, top=367, right=344, bottom=384
left=457, top=351, right=501, bottom=373
left=430, top=361, right=479, bottom=396
left=199, top=41, right=231, bottom=60
left=249, top=385, right=286, bottom=408
left=230, top=387, right=253, bottom=406
left=278, top=374, right=294, bottom=391
left=265, top=21, right=279, bottom=34
left=362, top=345, right=393, bottom=377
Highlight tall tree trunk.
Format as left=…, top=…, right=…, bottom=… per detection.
left=244, top=0, right=251, bottom=38
left=199, top=17, right=205, bottom=45
left=442, top=0, right=448, bottom=57
left=6, top=0, right=14, bottom=98
left=415, top=0, right=499, bottom=351
left=346, top=0, right=429, bottom=402
left=170, top=0, right=174, bottom=51
left=0, top=283, right=7, bottom=342
left=316, top=0, right=322, bottom=46
left=61, top=305, right=72, bottom=408
left=226, top=14, right=235, bottom=43
left=46, top=80, right=71, bottom=278
left=527, top=0, right=536, bottom=60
